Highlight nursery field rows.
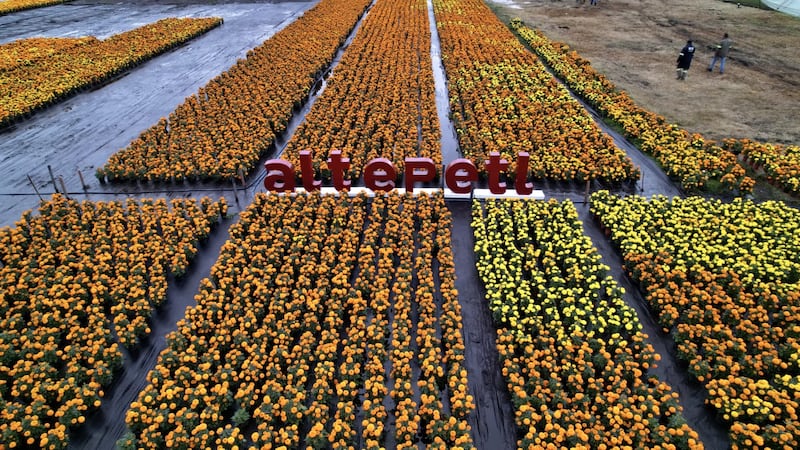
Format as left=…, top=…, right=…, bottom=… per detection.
left=1, top=0, right=798, bottom=449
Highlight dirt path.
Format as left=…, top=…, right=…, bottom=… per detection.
left=448, top=201, right=519, bottom=450
left=489, top=0, right=800, bottom=146
left=576, top=203, right=731, bottom=450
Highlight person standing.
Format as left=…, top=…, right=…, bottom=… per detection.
left=676, top=39, right=696, bottom=80
left=708, top=33, right=733, bottom=74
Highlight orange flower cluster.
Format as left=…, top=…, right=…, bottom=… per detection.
left=0, top=194, right=225, bottom=449
left=0, top=37, right=96, bottom=73
left=100, top=0, right=373, bottom=183
left=511, top=20, right=754, bottom=194
left=722, top=138, right=800, bottom=195
left=472, top=198, right=701, bottom=448
left=121, top=192, right=473, bottom=450
left=591, top=191, right=800, bottom=448
left=0, top=0, right=65, bottom=16
left=0, top=18, right=222, bottom=128
left=283, top=0, right=440, bottom=180
left=432, top=0, right=638, bottom=183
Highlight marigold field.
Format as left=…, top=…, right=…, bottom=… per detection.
left=0, top=17, right=223, bottom=128
left=1, top=0, right=798, bottom=449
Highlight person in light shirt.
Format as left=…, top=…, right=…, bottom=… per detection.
left=708, top=33, right=734, bottom=74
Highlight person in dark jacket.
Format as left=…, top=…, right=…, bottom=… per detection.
left=676, top=40, right=696, bottom=80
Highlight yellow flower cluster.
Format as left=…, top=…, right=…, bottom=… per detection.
left=0, top=194, right=225, bottom=449
left=100, top=0, right=373, bottom=183
left=0, top=37, right=96, bottom=73
left=511, top=20, right=754, bottom=194
left=432, top=0, right=638, bottom=182
left=472, top=198, right=701, bottom=448
left=283, top=0, right=440, bottom=179
left=0, top=0, right=65, bottom=16
left=723, top=138, right=800, bottom=195
left=591, top=190, right=800, bottom=448
left=0, top=18, right=222, bottom=128
left=122, top=192, right=474, bottom=449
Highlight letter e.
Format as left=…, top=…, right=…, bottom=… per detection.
left=444, top=159, right=478, bottom=194
left=364, top=158, right=397, bottom=192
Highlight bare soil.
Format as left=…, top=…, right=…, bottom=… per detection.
left=488, top=0, right=800, bottom=146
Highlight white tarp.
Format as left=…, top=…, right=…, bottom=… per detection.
left=761, top=0, right=800, bottom=17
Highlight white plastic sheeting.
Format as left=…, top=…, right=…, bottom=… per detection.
left=761, top=0, right=800, bottom=17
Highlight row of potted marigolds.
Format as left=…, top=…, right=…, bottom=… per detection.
left=99, top=0, right=373, bottom=183
left=472, top=198, right=702, bottom=448
left=434, top=0, right=639, bottom=183
left=591, top=190, right=800, bottom=448
left=119, top=192, right=474, bottom=449
left=0, top=18, right=223, bottom=128
left=0, top=195, right=226, bottom=449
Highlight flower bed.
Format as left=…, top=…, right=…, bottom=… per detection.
left=0, top=0, right=66, bottom=16
left=282, top=0, right=440, bottom=180
left=99, top=0, right=372, bottom=183
left=0, top=37, right=96, bottom=73
left=0, top=17, right=222, bottom=128
left=510, top=20, right=754, bottom=194
left=722, top=138, right=800, bottom=196
left=0, top=194, right=226, bottom=449
left=590, top=191, right=800, bottom=448
left=472, top=198, right=701, bottom=448
left=432, top=0, right=638, bottom=183
left=119, top=192, right=474, bottom=449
